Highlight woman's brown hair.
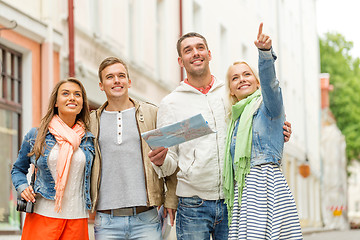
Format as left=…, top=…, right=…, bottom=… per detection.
left=29, top=77, right=90, bottom=160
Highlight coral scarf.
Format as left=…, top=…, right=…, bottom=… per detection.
left=48, top=115, right=85, bottom=212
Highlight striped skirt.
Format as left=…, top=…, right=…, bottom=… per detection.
left=228, top=163, right=303, bottom=240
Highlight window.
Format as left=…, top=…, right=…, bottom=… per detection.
left=193, top=2, right=202, bottom=32
left=0, top=44, right=22, bottom=230
left=156, top=0, right=166, bottom=81
left=220, top=25, right=228, bottom=79
left=128, top=0, right=135, bottom=57
left=242, top=44, right=248, bottom=60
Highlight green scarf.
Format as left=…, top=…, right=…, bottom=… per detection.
left=223, top=89, right=262, bottom=224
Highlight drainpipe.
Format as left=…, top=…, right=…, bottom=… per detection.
left=179, top=0, right=183, bottom=82
left=68, top=0, right=75, bottom=77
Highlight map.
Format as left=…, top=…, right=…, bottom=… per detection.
left=141, top=114, right=215, bottom=149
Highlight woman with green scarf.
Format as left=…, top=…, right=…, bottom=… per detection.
left=224, top=23, right=302, bottom=239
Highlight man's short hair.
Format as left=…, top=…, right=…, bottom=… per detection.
left=98, top=57, right=130, bottom=82
left=177, top=32, right=209, bottom=57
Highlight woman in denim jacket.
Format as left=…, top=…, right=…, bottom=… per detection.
left=11, top=78, right=95, bottom=239
left=223, top=23, right=302, bottom=239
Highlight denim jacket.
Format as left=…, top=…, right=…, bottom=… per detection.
left=230, top=49, right=285, bottom=168
left=11, top=127, right=95, bottom=210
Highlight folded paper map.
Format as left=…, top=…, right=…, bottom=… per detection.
left=141, top=114, right=215, bottom=149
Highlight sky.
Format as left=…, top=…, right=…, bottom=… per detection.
left=316, top=0, right=360, bottom=58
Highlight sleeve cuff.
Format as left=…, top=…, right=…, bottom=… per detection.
left=17, top=183, right=28, bottom=197
left=151, top=163, right=166, bottom=178
left=164, top=198, right=179, bottom=210
left=258, top=48, right=277, bottom=60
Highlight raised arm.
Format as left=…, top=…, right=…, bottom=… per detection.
left=255, top=23, right=284, bottom=118
left=255, top=23, right=292, bottom=141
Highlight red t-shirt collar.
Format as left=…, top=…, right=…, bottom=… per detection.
left=184, top=76, right=215, bottom=94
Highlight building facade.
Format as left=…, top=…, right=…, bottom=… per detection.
left=320, top=74, right=348, bottom=230
left=348, top=160, right=360, bottom=227
left=0, top=0, right=322, bottom=235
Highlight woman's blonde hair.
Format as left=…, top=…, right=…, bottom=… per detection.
left=29, top=78, right=90, bottom=160
left=224, top=61, right=260, bottom=120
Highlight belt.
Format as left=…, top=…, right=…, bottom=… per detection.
left=97, top=206, right=154, bottom=217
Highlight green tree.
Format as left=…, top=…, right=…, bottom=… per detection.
left=320, top=32, right=360, bottom=163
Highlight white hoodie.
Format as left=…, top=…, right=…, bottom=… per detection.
left=153, top=77, right=227, bottom=200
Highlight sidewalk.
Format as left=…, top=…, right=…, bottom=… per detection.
left=0, top=222, right=177, bottom=240
left=0, top=236, right=20, bottom=240
left=6, top=226, right=359, bottom=239
left=303, top=229, right=360, bottom=240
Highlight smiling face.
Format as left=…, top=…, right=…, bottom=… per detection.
left=55, top=82, right=83, bottom=120
left=228, top=63, right=260, bottom=101
left=99, top=63, right=131, bottom=100
left=178, top=37, right=212, bottom=78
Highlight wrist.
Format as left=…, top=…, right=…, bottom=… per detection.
left=258, top=47, right=272, bottom=51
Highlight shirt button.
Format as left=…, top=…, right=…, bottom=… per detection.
left=119, top=132, right=121, bottom=135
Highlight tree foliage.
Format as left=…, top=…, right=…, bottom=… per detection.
left=320, top=32, right=360, bottom=163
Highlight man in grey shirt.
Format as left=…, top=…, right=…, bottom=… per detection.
left=89, top=57, right=178, bottom=240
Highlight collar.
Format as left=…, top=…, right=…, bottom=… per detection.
left=97, top=97, right=140, bottom=116
left=184, top=75, right=215, bottom=94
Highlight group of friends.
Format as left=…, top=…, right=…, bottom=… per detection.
left=11, top=23, right=303, bottom=239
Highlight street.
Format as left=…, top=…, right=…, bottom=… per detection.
left=304, top=229, right=360, bottom=240
left=1, top=229, right=360, bottom=240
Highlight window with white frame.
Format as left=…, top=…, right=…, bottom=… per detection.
left=156, top=0, right=166, bottom=81
left=0, top=43, right=22, bottom=231
left=193, top=2, right=202, bottom=33
left=220, top=24, right=228, bottom=79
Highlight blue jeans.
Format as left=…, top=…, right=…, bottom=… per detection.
left=176, top=197, right=228, bottom=240
left=94, top=208, right=162, bottom=240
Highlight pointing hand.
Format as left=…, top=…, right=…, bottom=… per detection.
left=254, top=22, right=272, bottom=50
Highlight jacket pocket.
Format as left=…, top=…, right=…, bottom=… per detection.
left=183, top=149, right=196, bottom=176
left=253, top=132, right=263, bottom=154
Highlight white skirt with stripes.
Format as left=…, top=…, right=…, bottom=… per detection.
left=228, top=163, right=303, bottom=240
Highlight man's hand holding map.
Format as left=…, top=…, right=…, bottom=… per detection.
left=141, top=114, right=215, bottom=149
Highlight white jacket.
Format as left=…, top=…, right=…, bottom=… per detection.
left=153, top=78, right=227, bottom=200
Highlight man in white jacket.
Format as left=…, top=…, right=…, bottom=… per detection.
left=149, top=32, right=291, bottom=240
